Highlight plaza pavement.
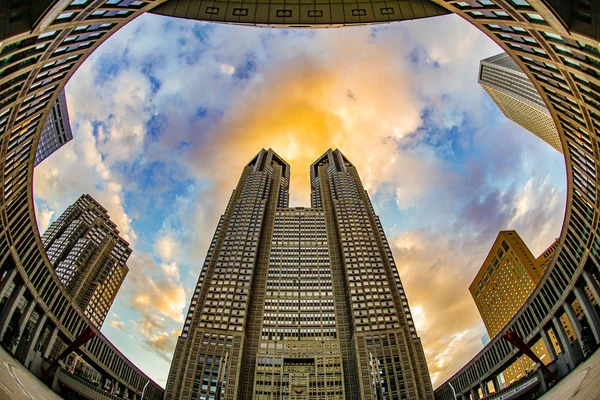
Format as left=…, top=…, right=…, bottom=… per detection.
left=540, top=348, right=600, bottom=400
left=0, top=345, right=62, bottom=400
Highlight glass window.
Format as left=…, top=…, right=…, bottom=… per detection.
left=544, top=31, right=564, bottom=41
left=510, top=0, right=531, bottom=7
left=56, top=12, right=74, bottom=20
left=526, top=13, right=546, bottom=23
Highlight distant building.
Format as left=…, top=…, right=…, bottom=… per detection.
left=470, top=231, right=544, bottom=338
left=481, top=333, right=490, bottom=346
left=35, top=90, right=73, bottom=165
left=41, top=194, right=130, bottom=327
left=479, top=53, right=562, bottom=153
left=537, top=238, right=559, bottom=271
left=469, top=232, right=581, bottom=385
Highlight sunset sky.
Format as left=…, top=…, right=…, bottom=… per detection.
left=32, top=12, right=566, bottom=388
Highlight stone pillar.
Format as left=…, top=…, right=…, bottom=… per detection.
left=541, top=327, right=557, bottom=362
left=51, top=365, right=62, bottom=392
left=574, top=285, right=600, bottom=344
left=536, top=368, right=548, bottom=394
left=471, top=386, right=479, bottom=400
left=0, top=268, right=17, bottom=300
left=583, top=270, right=600, bottom=306
left=17, top=299, right=35, bottom=336
left=564, top=301, right=584, bottom=341
left=564, top=301, right=586, bottom=361
left=481, top=381, right=489, bottom=397
left=552, top=315, right=577, bottom=371
left=21, top=313, right=47, bottom=367
left=491, top=375, right=501, bottom=393
left=42, top=326, right=59, bottom=359
left=0, top=283, right=26, bottom=340
left=101, top=375, right=109, bottom=392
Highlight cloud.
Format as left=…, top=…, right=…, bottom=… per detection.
left=136, top=326, right=182, bottom=362
left=32, top=12, right=566, bottom=388
left=34, top=203, right=55, bottom=234
left=156, top=235, right=177, bottom=261
left=161, top=262, right=180, bottom=281
left=33, top=122, right=136, bottom=243
left=109, top=319, right=126, bottom=332
left=127, top=253, right=186, bottom=323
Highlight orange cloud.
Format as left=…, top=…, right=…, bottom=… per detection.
left=185, top=28, right=427, bottom=206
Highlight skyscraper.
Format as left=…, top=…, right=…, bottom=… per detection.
left=165, top=148, right=433, bottom=400
left=478, top=53, right=562, bottom=153
left=469, top=232, right=578, bottom=385
left=35, top=89, right=73, bottom=166
left=470, top=231, right=543, bottom=338
left=41, top=194, right=130, bottom=328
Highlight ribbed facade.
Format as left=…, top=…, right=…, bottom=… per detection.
left=165, top=148, right=432, bottom=400
left=34, top=89, right=73, bottom=166
left=1, top=1, right=599, bottom=399
left=479, top=53, right=562, bottom=153
left=41, top=194, right=130, bottom=328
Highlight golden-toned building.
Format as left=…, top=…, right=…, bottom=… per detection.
left=469, top=231, right=543, bottom=338
left=469, top=232, right=568, bottom=385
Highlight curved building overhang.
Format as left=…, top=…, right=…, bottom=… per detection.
left=0, top=1, right=599, bottom=400
left=148, top=0, right=449, bottom=27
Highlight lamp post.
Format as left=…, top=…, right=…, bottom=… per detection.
left=448, top=382, right=458, bottom=400
left=141, top=380, right=149, bottom=400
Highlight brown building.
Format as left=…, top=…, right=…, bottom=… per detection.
left=470, top=233, right=578, bottom=386
left=469, top=231, right=544, bottom=338
left=41, top=194, right=130, bottom=328
left=165, top=149, right=433, bottom=400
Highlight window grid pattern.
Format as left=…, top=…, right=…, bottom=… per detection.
left=41, top=194, right=130, bottom=328
left=1, top=1, right=600, bottom=400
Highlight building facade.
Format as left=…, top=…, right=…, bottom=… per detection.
left=41, top=194, right=130, bottom=328
left=479, top=53, right=562, bottom=153
left=34, top=89, right=73, bottom=166
left=469, top=231, right=545, bottom=338
left=165, top=148, right=432, bottom=400
left=469, top=232, right=582, bottom=386
left=0, top=1, right=599, bottom=400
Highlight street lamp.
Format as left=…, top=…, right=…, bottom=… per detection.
left=448, top=382, right=458, bottom=400
left=141, top=380, right=149, bottom=400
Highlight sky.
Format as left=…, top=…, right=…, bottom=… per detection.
left=32, top=12, right=567, bottom=388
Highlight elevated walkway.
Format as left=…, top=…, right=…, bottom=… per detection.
left=483, top=373, right=539, bottom=400
left=56, top=370, right=126, bottom=400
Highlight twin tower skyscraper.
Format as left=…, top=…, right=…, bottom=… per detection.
left=165, top=149, right=433, bottom=399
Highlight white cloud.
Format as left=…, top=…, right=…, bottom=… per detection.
left=32, top=12, right=566, bottom=389
left=155, top=234, right=177, bottom=261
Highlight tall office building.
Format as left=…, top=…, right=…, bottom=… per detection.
left=470, top=231, right=544, bottom=338
left=165, top=149, right=433, bottom=400
left=41, top=194, right=130, bottom=328
left=469, top=232, right=577, bottom=385
left=35, top=89, right=73, bottom=166
left=478, top=53, right=562, bottom=153
left=537, top=238, right=559, bottom=271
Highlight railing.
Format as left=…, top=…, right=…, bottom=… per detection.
left=483, top=373, right=539, bottom=400
left=58, top=370, right=134, bottom=400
